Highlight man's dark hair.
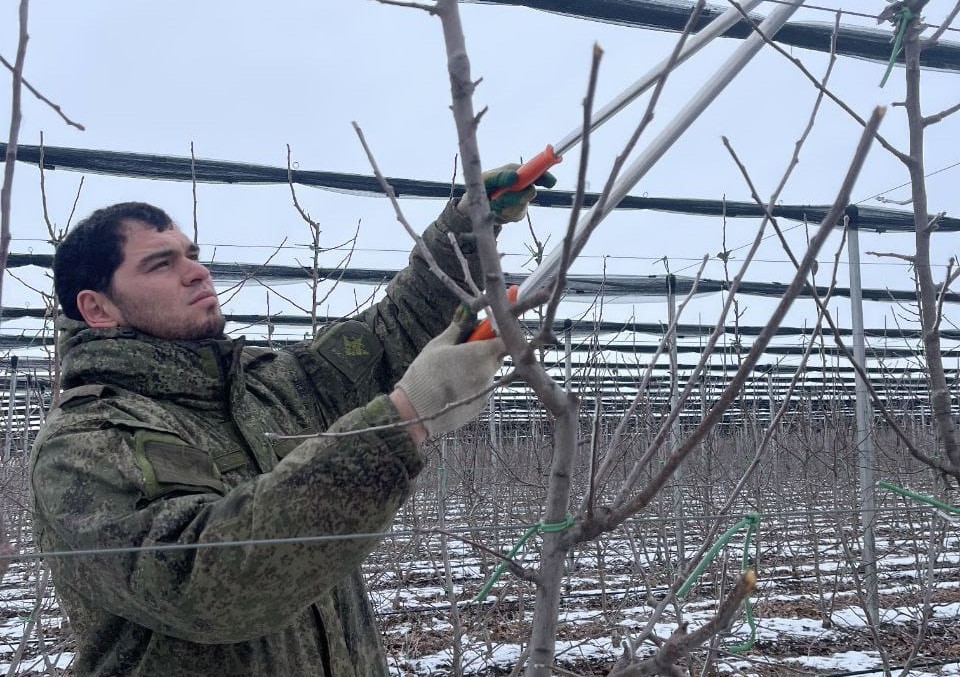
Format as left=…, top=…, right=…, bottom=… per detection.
left=54, top=202, right=174, bottom=321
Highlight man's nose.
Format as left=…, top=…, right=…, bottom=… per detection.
left=183, top=258, right=212, bottom=285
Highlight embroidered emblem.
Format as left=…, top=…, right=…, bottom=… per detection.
left=343, top=335, right=369, bottom=357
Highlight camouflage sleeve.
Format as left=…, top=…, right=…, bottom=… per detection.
left=355, top=199, right=492, bottom=389
left=30, top=395, right=422, bottom=644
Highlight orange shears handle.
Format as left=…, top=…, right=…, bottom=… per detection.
left=467, top=285, right=520, bottom=342
left=488, top=145, right=563, bottom=201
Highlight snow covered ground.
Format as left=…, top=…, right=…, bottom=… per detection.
left=3, top=478, right=959, bottom=675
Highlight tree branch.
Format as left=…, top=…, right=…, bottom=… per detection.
left=729, top=0, right=907, bottom=163
left=0, top=51, right=83, bottom=130
left=0, top=0, right=30, bottom=318
left=609, top=571, right=757, bottom=676
left=599, top=106, right=887, bottom=529
left=922, top=100, right=960, bottom=126
left=921, top=0, right=960, bottom=46
left=352, top=121, right=476, bottom=307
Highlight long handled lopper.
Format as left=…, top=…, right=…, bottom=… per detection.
left=470, top=0, right=804, bottom=340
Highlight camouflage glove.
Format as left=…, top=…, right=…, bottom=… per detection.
left=396, top=315, right=506, bottom=439
left=482, top=164, right=557, bottom=224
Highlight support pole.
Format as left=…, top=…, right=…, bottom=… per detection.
left=847, top=222, right=879, bottom=627
left=667, top=275, right=686, bottom=565
left=21, top=373, right=30, bottom=453
left=3, top=356, right=18, bottom=462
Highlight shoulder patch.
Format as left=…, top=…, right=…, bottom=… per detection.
left=310, top=320, right=383, bottom=383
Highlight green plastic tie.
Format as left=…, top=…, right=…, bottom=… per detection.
left=678, top=512, right=760, bottom=654
left=539, top=513, right=576, bottom=533
left=879, top=480, right=960, bottom=515
left=727, top=513, right=759, bottom=654
left=879, top=6, right=916, bottom=88
left=472, top=513, right=574, bottom=603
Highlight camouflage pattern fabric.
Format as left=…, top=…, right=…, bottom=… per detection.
left=29, top=201, right=487, bottom=677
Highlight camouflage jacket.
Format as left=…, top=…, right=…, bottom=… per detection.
left=29, top=201, right=485, bottom=677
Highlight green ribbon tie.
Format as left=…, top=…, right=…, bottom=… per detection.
left=879, top=480, right=960, bottom=516
left=879, top=6, right=916, bottom=88
left=473, top=513, right=575, bottom=603
left=679, top=512, right=761, bottom=653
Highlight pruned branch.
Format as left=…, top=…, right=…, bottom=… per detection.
left=868, top=250, right=917, bottom=263
left=376, top=0, right=437, bottom=13
left=608, top=571, right=757, bottom=677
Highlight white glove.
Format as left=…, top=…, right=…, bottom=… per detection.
left=396, top=321, right=505, bottom=439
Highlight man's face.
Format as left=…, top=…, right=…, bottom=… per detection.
left=104, top=222, right=225, bottom=340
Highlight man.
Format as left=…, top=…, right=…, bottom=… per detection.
left=29, top=167, right=553, bottom=677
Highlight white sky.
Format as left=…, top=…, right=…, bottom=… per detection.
left=2, top=0, right=959, bottom=351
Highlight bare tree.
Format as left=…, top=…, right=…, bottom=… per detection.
left=368, top=1, right=891, bottom=675
left=886, top=0, right=960, bottom=473
left=0, top=0, right=30, bottom=313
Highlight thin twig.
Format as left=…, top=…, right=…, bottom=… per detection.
left=352, top=121, right=475, bottom=307
left=922, top=100, right=960, bottom=126
left=312, top=222, right=362, bottom=314
left=594, top=107, right=888, bottom=532
left=190, top=142, right=199, bottom=244
left=0, top=52, right=84, bottom=130
left=729, top=0, right=907, bottom=163
left=216, top=238, right=289, bottom=308
left=540, top=42, right=603, bottom=335
left=447, top=232, right=481, bottom=297
left=867, top=251, right=917, bottom=263
left=922, top=0, right=960, bottom=45
left=423, top=527, right=537, bottom=584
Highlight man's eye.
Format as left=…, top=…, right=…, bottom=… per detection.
left=151, top=260, right=171, bottom=271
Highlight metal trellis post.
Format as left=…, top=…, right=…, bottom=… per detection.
left=668, top=275, right=686, bottom=564
left=3, top=356, right=19, bottom=462
left=847, top=221, right=879, bottom=627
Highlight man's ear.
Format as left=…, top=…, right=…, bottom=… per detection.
left=76, top=290, right=124, bottom=328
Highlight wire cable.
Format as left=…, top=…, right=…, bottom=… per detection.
left=1, top=503, right=941, bottom=562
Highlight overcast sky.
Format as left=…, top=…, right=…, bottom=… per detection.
left=2, top=0, right=959, bottom=352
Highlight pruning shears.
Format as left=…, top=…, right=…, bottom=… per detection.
left=468, top=0, right=801, bottom=342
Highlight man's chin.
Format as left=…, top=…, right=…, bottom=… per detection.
left=193, top=315, right=227, bottom=341
left=138, top=314, right=226, bottom=341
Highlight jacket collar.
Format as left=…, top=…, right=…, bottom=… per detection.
left=58, top=318, right=242, bottom=404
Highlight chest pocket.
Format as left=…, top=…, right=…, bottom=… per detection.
left=131, top=430, right=229, bottom=501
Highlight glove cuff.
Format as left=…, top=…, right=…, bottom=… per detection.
left=396, top=372, right=443, bottom=439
